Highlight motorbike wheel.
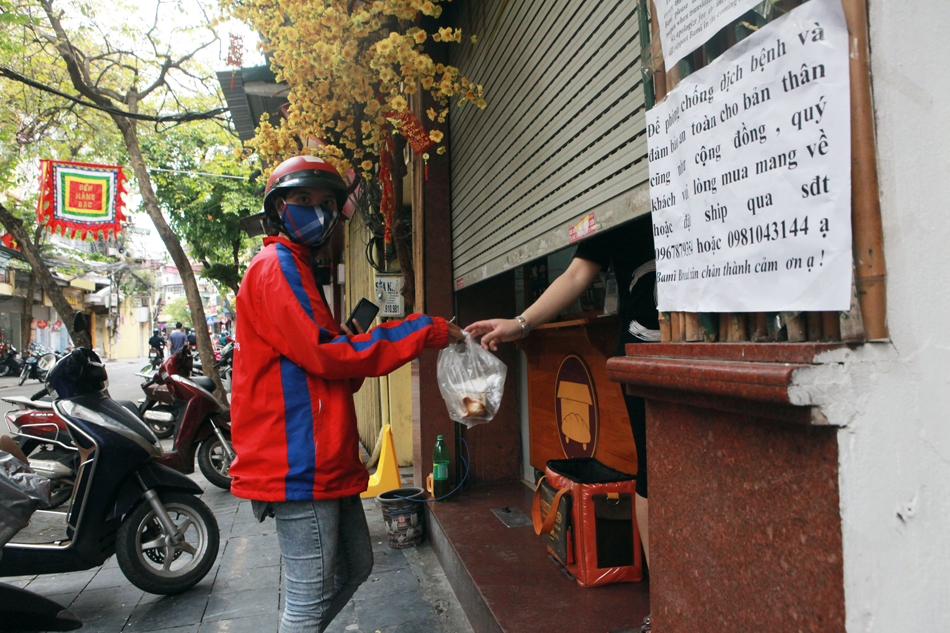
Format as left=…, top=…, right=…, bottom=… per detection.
left=197, top=436, right=233, bottom=490
left=116, top=491, right=219, bottom=595
left=18, top=365, right=28, bottom=386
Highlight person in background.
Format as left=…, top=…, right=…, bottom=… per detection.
left=187, top=328, right=197, bottom=349
left=148, top=328, right=165, bottom=365
left=218, top=330, right=230, bottom=347
left=464, top=215, right=658, bottom=633
left=229, top=155, right=463, bottom=633
left=167, top=322, right=187, bottom=355
left=148, top=329, right=164, bottom=352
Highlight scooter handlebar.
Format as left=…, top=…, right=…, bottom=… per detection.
left=30, top=387, right=48, bottom=401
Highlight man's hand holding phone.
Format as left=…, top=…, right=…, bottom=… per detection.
left=341, top=299, right=379, bottom=336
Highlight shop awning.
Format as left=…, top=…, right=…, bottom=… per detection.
left=69, top=278, right=96, bottom=291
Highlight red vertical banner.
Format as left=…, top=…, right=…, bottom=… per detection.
left=379, top=131, right=397, bottom=245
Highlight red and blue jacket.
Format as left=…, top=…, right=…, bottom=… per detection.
left=229, top=236, right=448, bottom=502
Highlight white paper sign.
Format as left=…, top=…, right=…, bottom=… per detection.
left=654, top=0, right=761, bottom=70
left=374, top=274, right=405, bottom=318
left=648, top=0, right=851, bottom=313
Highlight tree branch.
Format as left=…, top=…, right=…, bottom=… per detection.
left=0, top=66, right=229, bottom=123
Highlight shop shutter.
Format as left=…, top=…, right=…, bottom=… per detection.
left=449, top=0, right=649, bottom=288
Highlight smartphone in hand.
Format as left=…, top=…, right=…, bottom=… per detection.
left=345, top=298, right=379, bottom=334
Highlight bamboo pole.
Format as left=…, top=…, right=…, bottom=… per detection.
left=806, top=312, right=824, bottom=342
left=821, top=311, right=841, bottom=341
left=658, top=312, right=673, bottom=342
left=842, top=0, right=887, bottom=340
left=684, top=313, right=703, bottom=341
left=752, top=312, right=769, bottom=342
left=727, top=313, right=748, bottom=341
left=786, top=313, right=807, bottom=342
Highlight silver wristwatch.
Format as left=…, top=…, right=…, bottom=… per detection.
left=515, top=315, right=530, bottom=338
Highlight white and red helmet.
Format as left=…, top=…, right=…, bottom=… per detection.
left=263, top=155, right=349, bottom=217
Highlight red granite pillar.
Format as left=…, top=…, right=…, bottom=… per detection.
left=607, top=344, right=846, bottom=632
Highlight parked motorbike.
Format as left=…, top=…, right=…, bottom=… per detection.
left=134, top=371, right=176, bottom=439
left=0, top=344, right=23, bottom=377
left=0, top=314, right=220, bottom=595
left=141, top=347, right=234, bottom=489
left=0, top=443, right=82, bottom=630
left=19, top=348, right=57, bottom=386
left=4, top=351, right=234, bottom=502
left=2, top=396, right=76, bottom=508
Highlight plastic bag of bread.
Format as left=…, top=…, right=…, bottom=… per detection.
left=437, top=332, right=507, bottom=428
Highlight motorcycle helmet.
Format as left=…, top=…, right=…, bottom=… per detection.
left=263, top=156, right=349, bottom=249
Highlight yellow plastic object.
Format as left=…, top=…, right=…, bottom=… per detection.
left=360, top=424, right=402, bottom=499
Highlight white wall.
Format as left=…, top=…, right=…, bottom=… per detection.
left=838, top=2, right=950, bottom=630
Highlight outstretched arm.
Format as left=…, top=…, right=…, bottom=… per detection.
left=464, top=257, right=602, bottom=350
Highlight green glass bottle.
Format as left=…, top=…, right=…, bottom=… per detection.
left=432, top=435, right=451, bottom=500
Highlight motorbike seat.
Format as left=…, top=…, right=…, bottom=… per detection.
left=1, top=396, right=53, bottom=410
left=192, top=376, right=216, bottom=392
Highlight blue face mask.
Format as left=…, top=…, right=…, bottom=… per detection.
left=280, top=203, right=337, bottom=247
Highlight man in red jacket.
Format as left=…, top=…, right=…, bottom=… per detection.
left=230, top=155, right=462, bottom=633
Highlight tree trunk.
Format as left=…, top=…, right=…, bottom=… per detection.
left=112, top=116, right=225, bottom=398
left=0, top=202, right=90, bottom=348
left=21, top=270, right=37, bottom=350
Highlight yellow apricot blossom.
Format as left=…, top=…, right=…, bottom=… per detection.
left=221, top=0, right=488, bottom=178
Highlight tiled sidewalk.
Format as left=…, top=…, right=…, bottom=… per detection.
left=5, top=471, right=472, bottom=633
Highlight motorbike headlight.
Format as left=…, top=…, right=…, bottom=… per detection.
left=57, top=401, right=106, bottom=425
left=56, top=400, right=160, bottom=457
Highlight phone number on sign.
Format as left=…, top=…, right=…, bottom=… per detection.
left=655, top=240, right=695, bottom=261
left=728, top=217, right=811, bottom=249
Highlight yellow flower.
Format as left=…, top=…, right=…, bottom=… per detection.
left=361, top=160, right=373, bottom=171
left=413, top=30, right=426, bottom=44
left=471, top=35, right=477, bottom=44
left=429, top=129, right=444, bottom=143
left=426, top=107, right=437, bottom=121
left=391, top=95, right=408, bottom=111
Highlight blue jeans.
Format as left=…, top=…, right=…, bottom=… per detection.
left=274, top=495, right=374, bottom=633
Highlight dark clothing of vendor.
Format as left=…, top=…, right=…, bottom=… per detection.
left=573, top=215, right=658, bottom=497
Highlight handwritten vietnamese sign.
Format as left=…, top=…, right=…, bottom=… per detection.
left=647, top=0, right=851, bottom=312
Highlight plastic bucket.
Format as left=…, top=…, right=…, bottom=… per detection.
left=377, top=487, right=426, bottom=549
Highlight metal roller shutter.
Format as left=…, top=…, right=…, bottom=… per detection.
left=449, top=0, right=650, bottom=288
